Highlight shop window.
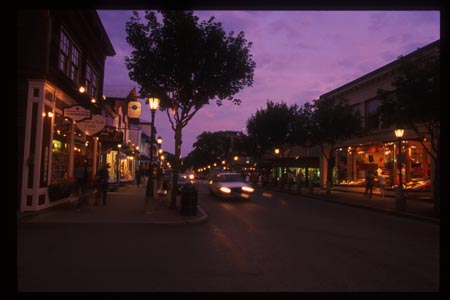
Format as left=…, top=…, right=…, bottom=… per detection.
left=51, top=113, right=71, bottom=184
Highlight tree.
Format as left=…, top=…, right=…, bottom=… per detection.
left=246, top=100, right=307, bottom=188
left=377, top=50, right=440, bottom=214
left=307, top=97, right=362, bottom=195
left=125, top=10, right=255, bottom=208
left=191, top=131, right=236, bottom=168
left=246, top=100, right=302, bottom=158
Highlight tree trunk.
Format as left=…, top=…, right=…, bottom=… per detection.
left=432, top=150, right=440, bottom=216
left=170, top=125, right=183, bottom=209
left=325, top=145, right=334, bottom=196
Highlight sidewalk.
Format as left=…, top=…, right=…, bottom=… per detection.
left=18, top=184, right=208, bottom=225
left=258, top=184, right=439, bottom=224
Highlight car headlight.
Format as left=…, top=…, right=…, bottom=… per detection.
left=242, top=186, right=254, bottom=193
left=220, top=187, right=231, bottom=193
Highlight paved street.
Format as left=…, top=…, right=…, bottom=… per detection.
left=17, top=183, right=439, bottom=293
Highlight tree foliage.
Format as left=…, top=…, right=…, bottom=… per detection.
left=377, top=51, right=440, bottom=160
left=125, top=10, right=255, bottom=205
left=184, top=131, right=251, bottom=169
left=246, top=100, right=305, bottom=158
left=308, top=97, right=362, bottom=153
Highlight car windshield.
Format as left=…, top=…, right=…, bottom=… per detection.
left=217, top=174, right=244, bottom=182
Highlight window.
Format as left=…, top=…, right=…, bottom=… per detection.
left=366, top=99, right=380, bottom=130
left=351, top=103, right=365, bottom=129
left=70, top=46, right=80, bottom=82
left=58, top=29, right=81, bottom=84
left=85, top=62, right=98, bottom=99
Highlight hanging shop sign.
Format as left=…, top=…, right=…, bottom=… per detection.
left=75, top=114, right=106, bottom=136
left=63, top=105, right=91, bottom=122
left=127, top=101, right=142, bottom=118
left=98, top=126, right=124, bottom=144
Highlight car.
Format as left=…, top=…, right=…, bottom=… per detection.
left=208, top=172, right=255, bottom=199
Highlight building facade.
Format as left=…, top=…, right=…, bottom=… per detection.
left=102, top=85, right=142, bottom=184
left=17, top=10, right=115, bottom=212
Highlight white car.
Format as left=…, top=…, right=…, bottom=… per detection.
left=208, top=172, right=254, bottom=199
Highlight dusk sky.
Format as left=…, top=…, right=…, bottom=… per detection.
left=97, top=10, right=440, bottom=157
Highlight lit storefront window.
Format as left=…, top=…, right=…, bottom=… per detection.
left=51, top=113, right=71, bottom=184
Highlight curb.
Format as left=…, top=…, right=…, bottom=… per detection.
left=308, top=194, right=440, bottom=224
left=146, top=206, right=209, bottom=225
left=18, top=206, right=209, bottom=225
left=256, top=187, right=439, bottom=225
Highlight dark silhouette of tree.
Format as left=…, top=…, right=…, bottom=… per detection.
left=246, top=100, right=302, bottom=158
left=125, top=10, right=255, bottom=207
left=308, top=97, right=362, bottom=195
left=377, top=50, right=440, bottom=214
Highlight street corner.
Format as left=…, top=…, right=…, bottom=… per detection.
left=144, top=206, right=208, bottom=225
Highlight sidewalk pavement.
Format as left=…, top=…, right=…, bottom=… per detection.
left=18, top=184, right=208, bottom=225
left=258, top=184, right=439, bottom=224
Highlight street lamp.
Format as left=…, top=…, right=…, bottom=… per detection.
left=146, top=97, right=160, bottom=201
left=394, top=128, right=405, bottom=211
left=117, top=143, right=122, bottom=184
left=157, top=136, right=163, bottom=167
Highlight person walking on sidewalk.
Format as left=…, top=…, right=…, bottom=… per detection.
left=95, top=163, right=110, bottom=205
left=378, top=171, right=386, bottom=197
left=135, top=169, right=141, bottom=187
left=365, top=169, right=375, bottom=198
left=74, top=159, right=89, bottom=211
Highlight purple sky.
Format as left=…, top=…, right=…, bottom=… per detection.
left=97, top=10, right=440, bottom=157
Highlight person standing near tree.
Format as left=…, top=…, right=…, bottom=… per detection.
left=95, top=163, right=110, bottom=206
left=378, top=171, right=386, bottom=197
left=74, top=158, right=89, bottom=211
left=365, top=169, right=375, bottom=198
left=135, top=169, right=141, bottom=187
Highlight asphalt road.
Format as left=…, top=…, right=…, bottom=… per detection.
left=17, top=182, right=440, bottom=293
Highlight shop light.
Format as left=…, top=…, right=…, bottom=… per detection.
left=79, top=86, right=86, bottom=93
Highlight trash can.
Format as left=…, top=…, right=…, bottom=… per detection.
left=180, top=183, right=198, bottom=216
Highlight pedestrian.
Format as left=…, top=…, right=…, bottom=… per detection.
left=74, top=158, right=89, bottom=211
left=95, top=163, right=109, bottom=205
left=296, top=171, right=304, bottom=194
left=156, top=167, right=163, bottom=193
left=378, top=171, right=386, bottom=197
left=135, top=169, right=141, bottom=187
left=365, top=169, right=375, bottom=198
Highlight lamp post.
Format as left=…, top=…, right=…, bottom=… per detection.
left=146, top=97, right=160, bottom=201
left=117, top=143, right=122, bottom=184
left=157, top=136, right=163, bottom=167
left=394, top=128, right=405, bottom=211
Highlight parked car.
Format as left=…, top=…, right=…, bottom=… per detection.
left=208, top=172, right=255, bottom=199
